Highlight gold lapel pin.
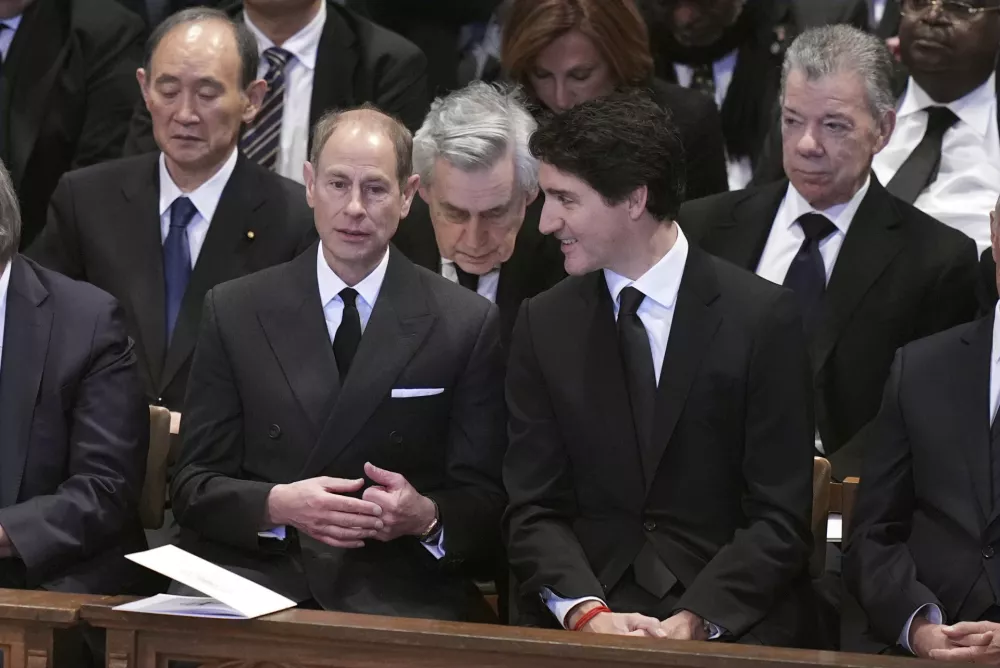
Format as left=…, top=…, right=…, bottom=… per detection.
left=247, top=230, right=255, bottom=240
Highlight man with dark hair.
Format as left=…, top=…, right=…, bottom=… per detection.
left=502, top=90, right=817, bottom=647
left=0, top=0, right=144, bottom=247
left=170, top=106, right=507, bottom=620
left=29, top=8, right=316, bottom=415
left=679, top=26, right=977, bottom=477
left=0, top=155, right=151, bottom=596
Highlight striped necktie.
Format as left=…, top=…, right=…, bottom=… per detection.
left=241, top=47, right=292, bottom=170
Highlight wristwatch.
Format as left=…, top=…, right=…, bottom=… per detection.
left=418, top=500, right=442, bottom=543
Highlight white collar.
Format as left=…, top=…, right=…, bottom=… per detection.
left=158, top=148, right=239, bottom=223
left=244, top=2, right=326, bottom=72
left=782, top=175, right=871, bottom=236
left=316, top=243, right=390, bottom=310
left=898, top=72, right=997, bottom=140
left=604, top=225, right=690, bottom=311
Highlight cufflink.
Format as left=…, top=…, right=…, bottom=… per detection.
left=247, top=230, right=255, bottom=240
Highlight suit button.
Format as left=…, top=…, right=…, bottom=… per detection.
left=985, top=546, right=995, bottom=559
left=600, top=582, right=608, bottom=592
left=268, top=424, right=281, bottom=439
left=156, top=397, right=164, bottom=406
left=643, top=520, right=656, bottom=532
left=389, top=431, right=403, bottom=445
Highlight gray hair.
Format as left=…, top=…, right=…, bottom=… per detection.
left=413, top=82, right=539, bottom=193
left=781, top=25, right=896, bottom=121
left=0, top=159, right=20, bottom=264
left=144, top=8, right=260, bottom=89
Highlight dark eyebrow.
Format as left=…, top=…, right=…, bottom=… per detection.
left=544, top=188, right=576, bottom=200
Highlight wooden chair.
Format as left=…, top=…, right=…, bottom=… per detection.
left=140, top=406, right=172, bottom=530
left=828, top=476, right=861, bottom=543
left=810, top=457, right=832, bottom=577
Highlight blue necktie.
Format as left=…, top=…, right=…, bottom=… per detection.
left=241, top=47, right=292, bottom=170
left=163, top=197, right=197, bottom=342
left=782, top=213, right=837, bottom=331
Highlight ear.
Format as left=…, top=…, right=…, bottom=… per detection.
left=242, top=78, right=269, bottom=124
left=303, top=161, right=316, bottom=209
left=137, top=68, right=151, bottom=108
left=626, top=185, right=649, bottom=221
left=418, top=184, right=430, bottom=204
left=399, top=174, right=421, bottom=219
left=873, top=109, right=897, bottom=155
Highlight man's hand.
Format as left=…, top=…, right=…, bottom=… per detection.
left=266, top=477, right=384, bottom=549
left=659, top=610, right=709, bottom=641
left=566, top=601, right=664, bottom=637
left=361, top=462, right=437, bottom=542
left=929, top=622, right=1000, bottom=663
left=911, top=617, right=960, bottom=659
left=0, top=527, right=12, bottom=559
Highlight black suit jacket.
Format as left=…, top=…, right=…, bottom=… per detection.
left=123, top=0, right=429, bottom=156
left=845, top=315, right=1000, bottom=647
left=503, top=244, right=817, bottom=646
left=171, top=245, right=507, bottom=620
left=27, top=152, right=316, bottom=412
left=679, top=177, right=978, bottom=475
left=392, top=197, right=565, bottom=348
left=2, top=0, right=144, bottom=248
left=0, top=255, right=150, bottom=594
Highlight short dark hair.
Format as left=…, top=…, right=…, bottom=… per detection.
left=310, top=104, right=414, bottom=188
left=144, top=8, right=260, bottom=90
left=529, top=90, right=685, bottom=220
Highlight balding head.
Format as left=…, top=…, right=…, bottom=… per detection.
left=309, top=106, right=413, bottom=187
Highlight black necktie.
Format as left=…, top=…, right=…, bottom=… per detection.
left=885, top=106, right=960, bottom=204
left=783, top=213, right=837, bottom=330
left=454, top=264, right=480, bottom=292
left=689, top=63, right=716, bottom=99
left=333, top=288, right=362, bottom=378
left=618, top=287, right=657, bottom=457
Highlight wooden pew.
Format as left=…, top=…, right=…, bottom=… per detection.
left=0, top=590, right=116, bottom=668
left=82, top=602, right=928, bottom=668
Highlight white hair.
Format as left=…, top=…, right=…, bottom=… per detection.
left=0, top=159, right=20, bottom=263
left=413, top=81, right=538, bottom=193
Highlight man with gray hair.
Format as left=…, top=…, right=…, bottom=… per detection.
left=679, top=24, right=978, bottom=477
left=394, top=81, right=564, bottom=346
left=0, top=157, right=151, bottom=596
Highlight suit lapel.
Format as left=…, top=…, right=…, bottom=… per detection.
left=121, top=155, right=169, bottom=386
left=0, top=258, right=52, bottom=507
left=958, top=316, right=994, bottom=529
left=811, top=178, right=902, bottom=374
left=309, top=4, right=359, bottom=150
left=160, top=155, right=265, bottom=392
left=713, top=182, right=786, bottom=271
left=258, top=245, right=339, bottom=438
left=645, top=246, right=723, bottom=490
left=300, top=249, right=435, bottom=476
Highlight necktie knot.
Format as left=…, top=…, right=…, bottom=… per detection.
left=797, top=213, right=837, bottom=243
left=619, top=286, right=646, bottom=317
left=339, top=287, right=359, bottom=309
left=170, top=197, right=197, bottom=230
left=454, top=264, right=480, bottom=292
left=925, top=105, right=960, bottom=135
left=263, top=47, right=292, bottom=73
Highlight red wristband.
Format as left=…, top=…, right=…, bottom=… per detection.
left=571, top=604, right=611, bottom=631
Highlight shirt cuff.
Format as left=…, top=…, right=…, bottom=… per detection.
left=258, top=526, right=287, bottom=540
left=706, top=621, right=725, bottom=640
left=900, top=603, right=944, bottom=654
left=420, top=527, right=445, bottom=560
left=540, top=587, right=606, bottom=629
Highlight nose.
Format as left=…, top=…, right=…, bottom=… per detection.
left=796, top=125, right=824, bottom=157
left=175, top=92, right=199, bottom=125
left=466, top=218, right=490, bottom=249
left=539, top=202, right=561, bottom=236
left=553, top=79, right=572, bottom=112
left=673, top=2, right=699, bottom=28
left=346, top=184, right=365, bottom=217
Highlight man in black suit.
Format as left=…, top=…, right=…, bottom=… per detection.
left=0, top=0, right=144, bottom=248
left=29, top=9, right=315, bottom=414
left=0, top=158, right=150, bottom=595
left=637, top=0, right=868, bottom=191
left=504, top=91, right=816, bottom=646
left=123, top=0, right=429, bottom=184
left=171, top=106, right=506, bottom=621
left=844, top=194, right=1000, bottom=659
left=678, top=25, right=978, bottom=477
left=393, top=82, right=564, bottom=348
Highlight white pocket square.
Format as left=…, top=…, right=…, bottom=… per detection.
left=391, top=388, right=445, bottom=398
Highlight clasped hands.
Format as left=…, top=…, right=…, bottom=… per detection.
left=567, top=601, right=708, bottom=640
left=265, top=462, right=436, bottom=549
left=913, top=618, right=1000, bottom=664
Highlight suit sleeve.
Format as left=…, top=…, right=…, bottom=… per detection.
left=503, top=299, right=605, bottom=605
left=72, top=15, right=145, bottom=168
left=425, top=301, right=507, bottom=567
left=372, top=41, right=429, bottom=132
left=25, top=175, right=85, bottom=279
left=0, top=298, right=148, bottom=578
left=675, top=289, right=814, bottom=637
left=170, top=290, right=277, bottom=552
left=844, top=349, right=943, bottom=644
left=916, top=237, right=978, bottom=338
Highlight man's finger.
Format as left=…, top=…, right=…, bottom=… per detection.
left=929, top=647, right=986, bottom=662
left=318, top=511, right=384, bottom=531
left=946, top=622, right=993, bottom=637
left=364, top=461, right=404, bottom=489
left=313, top=525, right=377, bottom=542
left=304, top=532, right=365, bottom=550
left=952, top=633, right=994, bottom=648
left=627, top=614, right=665, bottom=638
left=316, top=476, right=365, bottom=494
left=318, top=493, right=383, bottom=516
left=362, top=486, right=393, bottom=509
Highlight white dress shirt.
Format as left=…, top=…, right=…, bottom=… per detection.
left=441, top=259, right=500, bottom=304
left=0, top=14, right=22, bottom=61
left=244, top=4, right=325, bottom=184
left=871, top=0, right=888, bottom=24
left=0, top=260, right=12, bottom=377
left=544, top=229, right=723, bottom=636
left=158, top=148, right=239, bottom=267
left=872, top=73, right=1000, bottom=254
left=756, top=176, right=871, bottom=286
left=673, top=51, right=754, bottom=191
